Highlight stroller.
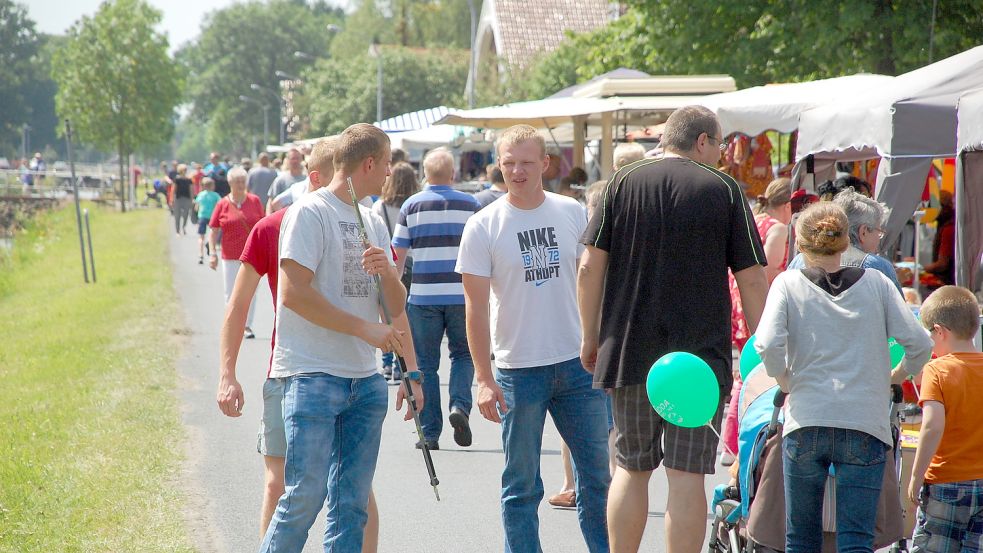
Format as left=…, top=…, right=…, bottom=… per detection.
left=709, top=365, right=908, bottom=553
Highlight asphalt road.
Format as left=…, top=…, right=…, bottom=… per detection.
left=169, top=229, right=731, bottom=553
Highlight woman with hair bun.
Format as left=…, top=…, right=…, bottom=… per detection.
left=754, top=202, right=932, bottom=553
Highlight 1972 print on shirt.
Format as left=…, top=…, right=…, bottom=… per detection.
left=517, top=226, right=560, bottom=286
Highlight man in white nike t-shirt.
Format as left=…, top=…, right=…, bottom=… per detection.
left=456, top=124, right=610, bottom=553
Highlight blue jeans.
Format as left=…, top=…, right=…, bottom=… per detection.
left=259, top=372, right=388, bottom=553
left=497, top=358, right=610, bottom=553
left=407, top=303, right=474, bottom=441
left=783, top=426, right=887, bottom=553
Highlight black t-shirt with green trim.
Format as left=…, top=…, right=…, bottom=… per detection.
left=582, top=156, right=766, bottom=391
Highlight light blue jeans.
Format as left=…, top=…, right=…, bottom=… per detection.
left=259, top=372, right=388, bottom=553
left=783, top=426, right=887, bottom=553
left=407, top=303, right=474, bottom=441
left=497, top=357, right=611, bottom=553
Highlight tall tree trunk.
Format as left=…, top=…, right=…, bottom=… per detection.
left=873, top=0, right=896, bottom=74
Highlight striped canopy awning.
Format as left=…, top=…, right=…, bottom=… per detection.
left=375, top=106, right=453, bottom=132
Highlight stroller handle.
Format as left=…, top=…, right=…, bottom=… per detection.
left=773, top=390, right=787, bottom=408
left=767, top=391, right=787, bottom=438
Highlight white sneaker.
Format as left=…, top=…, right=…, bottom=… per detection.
left=720, top=451, right=736, bottom=466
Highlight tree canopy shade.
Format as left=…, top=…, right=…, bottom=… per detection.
left=177, top=0, right=342, bottom=154
left=0, top=0, right=57, bottom=159
left=519, top=1, right=983, bottom=99
left=51, top=0, right=182, bottom=211
left=296, top=46, right=468, bottom=136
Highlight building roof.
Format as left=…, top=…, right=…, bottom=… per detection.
left=493, top=0, right=611, bottom=70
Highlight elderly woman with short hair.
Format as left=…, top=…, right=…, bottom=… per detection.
left=787, top=188, right=903, bottom=294
left=208, top=166, right=264, bottom=338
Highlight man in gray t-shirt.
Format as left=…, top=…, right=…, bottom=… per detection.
left=260, top=124, right=424, bottom=552
left=246, top=152, right=278, bottom=207
left=266, top=148, right=306, bottom=212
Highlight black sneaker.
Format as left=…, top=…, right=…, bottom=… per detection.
left=415, top=439, right=439, bottom=450
left=448, top=407, right=472, bottom=447
left=244, top=329, right=255, bottom=339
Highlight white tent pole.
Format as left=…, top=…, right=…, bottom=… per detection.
left=601, top=112, right=614, bottom=180
left=573, top=115, right=586, bottom=170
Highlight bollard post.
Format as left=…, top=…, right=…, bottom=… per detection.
left=65, top=119, right=89, bottom=283
left=84, top=209, right=97, bottom=283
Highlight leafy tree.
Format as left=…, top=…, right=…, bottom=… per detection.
left=51, top=0, right=182, bottom=211
left=0, top=1, right=42, bottom=158
left=296, top=46, right=468, bottom=136
left=523, top=1, right=983, bottom=97
left=330, top=0, right=392, bottom=60
left=179, top=0, right=342, bottom=155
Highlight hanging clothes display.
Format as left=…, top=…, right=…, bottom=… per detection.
left=722, top=133, right=774, bottom=198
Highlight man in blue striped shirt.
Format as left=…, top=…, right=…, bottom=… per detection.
left=393, top=148, right=479, bottom=449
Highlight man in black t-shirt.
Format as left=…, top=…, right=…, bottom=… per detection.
left=578, top=105, right=768, bottom=553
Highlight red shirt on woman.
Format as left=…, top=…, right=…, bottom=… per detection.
left=208, top=193, right=264, bottom=260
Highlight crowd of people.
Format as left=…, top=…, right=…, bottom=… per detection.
left=204, top=106, right=981, bottom=553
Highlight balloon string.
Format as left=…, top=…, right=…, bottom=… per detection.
left=706, top=422, right=736, bottom=457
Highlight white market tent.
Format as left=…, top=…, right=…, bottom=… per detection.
left=955, top=88, right=983, bottom=287
left=697, top=74, right=892, bottom=136
left=794, top=45, right=983, bottom=271
left=437, top=74, right=737, bottom=178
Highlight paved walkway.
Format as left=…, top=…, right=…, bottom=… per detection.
left=169, top=230, right=730, bottom=552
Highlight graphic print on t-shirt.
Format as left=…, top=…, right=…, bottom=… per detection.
left=518, top=226, right=560, bottom=286
left=340, top=221, right=371, bottom=297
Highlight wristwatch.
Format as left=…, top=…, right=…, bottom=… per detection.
left=404, top=371, right=424, bottom=384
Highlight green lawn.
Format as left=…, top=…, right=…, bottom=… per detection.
left=0, top=205, right=195, bottom=552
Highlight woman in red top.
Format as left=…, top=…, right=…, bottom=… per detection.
left=721, top=177, right=792, bottom=464
left=208, top=166, right=265, bottom=338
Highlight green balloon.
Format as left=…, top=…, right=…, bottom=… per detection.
left=740, top=335, right=762, bottom=380
left=646, top=352, right=721, bottom=428
left=888, top=337, right=905, bottom=368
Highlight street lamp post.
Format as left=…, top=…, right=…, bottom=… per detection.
left=250, top=83, right=285, bottom=145
left=368, top=40, right=383, bottom=123
left=239, top=95, right=269, bottom=153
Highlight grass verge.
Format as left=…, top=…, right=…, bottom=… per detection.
left=0, top=204, right=195, bottom=552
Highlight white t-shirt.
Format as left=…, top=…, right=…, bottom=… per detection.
left=271, top=188, right=393, bottom=379
left=456, top=192, right=586, bottom=368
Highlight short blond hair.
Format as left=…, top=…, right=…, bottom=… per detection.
left=613, top=143, right=645, bottom=170
left=308, top=137, right=337, bottom=176
left=497, top=124, right=546, bottom=157
left=201, top=177, right=215, bottom=190
left=334, top=123, right=390, bottom=173
left=423, top=148, right=455, bottom=184
left=921, top=286, right=981, bottom=340
left=795, top=202, right=850, bottom=259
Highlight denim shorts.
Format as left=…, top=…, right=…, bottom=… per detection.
left=197, top=218, right=210, bottom=236
left=257, top=378, right=286, bottom=457
left=912, top=478, right=983, bottom=553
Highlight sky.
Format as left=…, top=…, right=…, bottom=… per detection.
left=24, top=0, right=347, bottom=52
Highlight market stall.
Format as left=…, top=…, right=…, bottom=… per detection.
left=794, top=46, right=983, bottom=262
left=437, top=75, right=736, bottom=179
left=955, top=88, right=983, bottom=288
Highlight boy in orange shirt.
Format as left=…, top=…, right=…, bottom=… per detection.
left=908, top=285, right=983, bottom=552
